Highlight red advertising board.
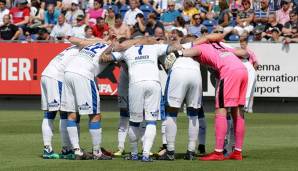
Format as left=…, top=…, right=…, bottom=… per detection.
left=0, top=42, right=119, bottom=95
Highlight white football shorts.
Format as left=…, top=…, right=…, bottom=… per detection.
left=129, top=81, right=161, bottom=123
left=165, top=67, right=202, bottom=109
left=61, top=72, right=100, bottom=115
left=41, top=76, right=63, bottom=111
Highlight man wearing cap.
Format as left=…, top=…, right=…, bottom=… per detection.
left=65, top=0, right=84, bottom=26
left=276, top=0, right=291, bottom=26
left=9, top=0, right=30, bottom=27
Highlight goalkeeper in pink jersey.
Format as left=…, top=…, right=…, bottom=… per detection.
left=165, top=33, right=249, bottom=161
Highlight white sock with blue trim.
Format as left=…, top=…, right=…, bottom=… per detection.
left=42, top=111, right=56, bottom=150
left=188, top=116, right=199, bottom=152
left=161, top=120, right=167, bottom=145
left=89, top=121, right=102, bottom=155
left=67, top=120, right=80, bottom=149
left=142, top=122, right=156, bottom=158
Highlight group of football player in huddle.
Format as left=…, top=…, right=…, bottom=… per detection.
left=40, top=30, right=258, bottom=162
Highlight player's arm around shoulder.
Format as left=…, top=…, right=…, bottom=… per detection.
left=234, top=47, right=249, bottom=59
left=68, top=36, right=109, bottom=49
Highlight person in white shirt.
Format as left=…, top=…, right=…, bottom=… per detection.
left=0, top=0, right=9, bottom=26
left=41, top=45, right=80, bottom=159
left=68, top=14, right=86, bottom=38
left=65, top=0, right=84, bottom=26
left=61, top=37, right=113, bottom=160
left=99, top=38, right=178, bottom=162
left=157, top=35, right=204, bottom=161
left=123, top=0, right=143, bottom=27
left=50, top=14, right=72, bottom=41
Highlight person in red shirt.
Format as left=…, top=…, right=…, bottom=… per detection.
left=92, top=17, right=109, bottom=38
left=9, top=0, right=30, bottom=27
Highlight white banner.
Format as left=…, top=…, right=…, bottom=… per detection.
left=202, top=43, right=298, bottom=97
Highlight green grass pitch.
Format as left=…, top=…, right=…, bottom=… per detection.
left=0, top=110, right=297, bottom=171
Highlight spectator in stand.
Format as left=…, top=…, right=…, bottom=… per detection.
left=69, top=14, right=86, bottom=38
left=123, top=0, right=143, bottom=27
left=112, top=13, right=131, bottom=39
left=200, top=25, right=208, bottom=36
left=218, top=0, right=233, bottom=32
left=50, top=14, right=72, bottom=40
left=233, top=0, right=254, bottom=36
left=187, top=13, right=204, bottom=37
left=182, top=0, right=199, bottom=24
left=262, top=12, right=284, bottom=40
left=145, top=12, right=164, bottom=36
left=140, top=0, right=154, bottom=19
left=276, top=0, right=291, bottom=25
left=195, top=0, right=212, bottom=14
left=29, top=0, right=44, bottom=28
left=84, top=25, right=94, bottom=38
left=172, top=16, right=187, bottom=35
left=169, top=28, right=184, bottom=41
left=9, top=0, right=30, bottom=27
left=254, top=0, right=270, bottom=31
left=105, top=6, right=115, bottom=27
left=0, top=0, right=10, bottom=26
left=36, top=27, right=50, bottom=40
left=65, top=0, right=84, bottom=26
left=86, top=0, right=106, bottom=26
left=282, top=11, right=298, bottom=38
left=0, top=14, right=20, bottom=40
left=131, top=12, right=146, bottom=37
left=154, top=26, right=165, bottom=39
left=92, top=16, right=109, bottom=38
left=43, top=3, right=61, bottom=30
left=160, top=1, right=181, bottom=31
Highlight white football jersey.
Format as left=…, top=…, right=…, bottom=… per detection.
left=112, top=44, right=168, bottom=84
left=65, top=42, right=109, bottom=80
left=172, top=42, right=200, bottom=70
left=42, top=45, right=80, bottom=81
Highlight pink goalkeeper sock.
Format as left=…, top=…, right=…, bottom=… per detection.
left=234, top=115, right=245, bottom=151
left=214, top=114, right=227, bottom=152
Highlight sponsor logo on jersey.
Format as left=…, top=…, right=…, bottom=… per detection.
left=219, top=52, right=234, bottom=58
left=135, top=55, right=149, bottom=60
left=78, top=102, right=91, bottom=111
left=48, top=99, right=59, bottom=108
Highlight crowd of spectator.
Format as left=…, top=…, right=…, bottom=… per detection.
left=0, top=0, right=297, bottom=42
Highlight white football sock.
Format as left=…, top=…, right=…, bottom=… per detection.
left=140, top=121, right=146, bottom=143
left=188, top=116, right=199, bottom=152
left=42, top=118, right=54, bottom=148
left=89, top=121, right=102, bottom=153
left=161, top=120, right=167, bottom=145
left=142, top=123, right=156, bottom=158
left=118, top=116, right=129, bottom=151
left=67, top=120, right=80, bottom=149
left=166, top=116, right=177, bottom=151
left=128, top=125, right=140, bottom=155
left=59, top=119, right=71, bottom=149
left=198, top=118, right=207, bottom=145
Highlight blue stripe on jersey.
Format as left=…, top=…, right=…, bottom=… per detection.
left=44, top=111, right=57, bottom=119
left=164, top=70, right=172, bottom=107
left=89, top=121, right=101, bottom=129
left=90, top=80, right=97, bottom=114
left=160, top=94, right=166, bottom=121
left=58, top=81, right=63, bottom=100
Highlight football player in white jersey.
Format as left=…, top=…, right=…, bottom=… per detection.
left=157, top=33, right=203, bottom=160
left=60, top=37, right=113, bottom=160
left=100, top=39, right=177, bottom=162
left=41, top=45, right=80, bottom=159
